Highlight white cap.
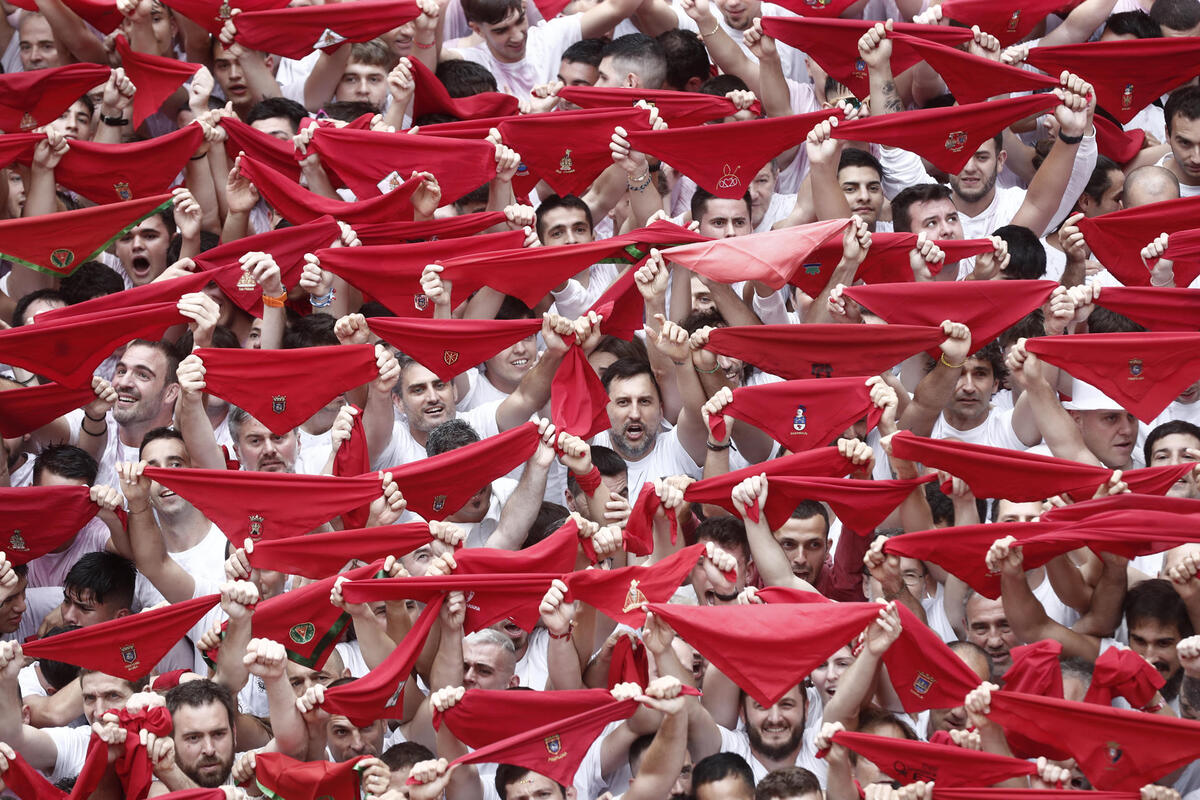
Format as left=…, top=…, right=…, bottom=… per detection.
left=1061, top=378, right=1124, bottom=413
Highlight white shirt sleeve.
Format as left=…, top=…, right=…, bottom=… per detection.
left=1042, top=131, right=1098, bottom=236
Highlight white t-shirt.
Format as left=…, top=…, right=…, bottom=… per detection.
left=296, top=426, right=335, bottom=476
left=458, top=16, right=583, bottom=101
left=134, top=523, right=229, bottom=610
left=1156, top=152, right=1200, bottom=198
left=717, top=724, right=828, bottom=786
left=930, top=407, right=1027, bottom=452
left=373, top=400, right=503, bottom=470
left=755, top=193, right=796, bottom=233
left=513, top=626, right=550, bottom=689
left=26, top=518, right=111, bottom=589
left=47, top=725, right=92, bottom=784
left=590, top=426, right=701, bottom=506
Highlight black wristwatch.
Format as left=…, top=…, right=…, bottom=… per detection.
left=1058, top=129, right=1084, bottom=144
left=101, top=114, right=129, bottom=127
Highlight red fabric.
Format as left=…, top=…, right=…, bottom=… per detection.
left=933, top=791, right=1139, bottom=800
left=662, top=220, right=853, bottom=291
left=829, top=729, right=1037, bottom=786
left=114, top=36, right=201, bottom=126
left=1040, top=492, right=1200, bottom=523
left=1077, top=195, right=1200, bottom=286
left=498, top=107, right=650, bottom=196
left=626, top=108, right=840, bottom=199
left=36, top=268, right=210, bottom=323
left=2, top=749, right=70, bottom=799
left=333, top=404, right=371, bottom=528
left=192, top=216, right=342, bottom=316
left=529, top=0, right=570, bottom=19
left=366, top=316, right=540, bottom=381
left=0, top=300, right=184, bottom=387
left=588, top=267, right=641, bottom=340
left=315, top=230, right=526, bottom=317
left=648, top=600, right=882, bottom=707
left=1094, top=114, right=1145, bottom=164
left=1149, top=227, right=1200, bottom=271
left=453, top=518, right=582, bottom=577
left=1084, top=646, right=1164, bottom=708
left=556, top=86, right=761, bottom=126
left=760, top=17, right=972, bottom=96
left=707, top=375, right=883, bottom=448
left=552, top=344, right=612, bottom=439
left=52, top=126, right=202, bottom=205
left=22, top=594, right=219, bottom=679
left=706, top=323, right=945, bottom=380
left=1003, top=639, right=1064, bottom=696
left=607, top=635, right=650, bottom=689
left=246, top=522, right=435, bottom=579
left=437, top=690, right=653, bottom=786
left=254, top=753, right=371, bottom=800
left=310, top=126, right=497, bottom=203
left=0, top=64, right=112, bottom=134
left=1026, top=37, right=1200, bottom=124
left=0, top=382, right=99, bottom=438
left=150, top=670, right=189, bottom=691
left=412, top=115, right=510, bottom=139
left=382, top=423, right=542, bottom=520
left=222, top=115, right=302, bottom=181
left=769, top=0, right=862, bottom=17
left=115, top=706, right=174, bottom=800
left=322, top=596, right=443, bottom=725
left=0, top=192, right=174, bottom=277
left=876, top=600, right=981, bottom=710
left=232, top=0, right=419, bottom=60
left=0, top=486, right=99, bottom=564
left=409, top=57, right=519, bottom=121
left=195, top=344, right=378, bottom=434
left=155, top=791, right=229, bottom=800
left=987, top=689, right=1200, bottom=790
left=341, top=572, right=560, bottom=632
left=833, top=93, right=1060, bottom=174
left=237, top=155, right=420, bottom=225
left=143, top=467, right=384, bottom=543
left=162, top=0, right=288, bottom=35
left=563, top=543, right=708, bottom=625
left=354, top=211, right=507, bottom=245
left=8, top=0, right=123, bottom=31
left=843, top=280, right=1057, bottom=354
left=1025, top=332, right=1200, bottom=422
left=805, top=231, right=998, bottom=285
left=620, top=483, right=675, bottom=555
left=888, top=430, right=1194, bottom=501
left=941, top=0, right=1082, bottom=45
left=891, top=32, right=1058, bottom=102
left=1094, top=286, right=1200, bottom=331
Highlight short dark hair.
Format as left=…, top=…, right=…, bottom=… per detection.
left=698, top=73, right=749, bottom=97
left=59, top=263, right=124, bottom=306
left=246, top=97, right=308, bottom=133
left=592, top=335, right=648, bottom=364
left=994, top=224, right=1046, bottom=280
left=1144, top=419, right=1200, bottom=470
left=657, top=28, right=708, bottom=91
left=600, top=33, right=667, bottom=90
left=165, top=678, right=237, bottom=732
left=695, top=515, right=749, bottom=561
left=426, top=419, right=480, bottom=457
left=495, top=766, right=565, bottom=800
left=350, top=38, right=398, bottom=71
left=283, top=313, right=339, bottom=348
left=966, top=340, right=1008, bottom=385
left=1165, top=85, right=1200, bottom=134
left=12, top=288, right=64, bottom=327
left=139, top=426, right=186, bottom=459
left=1150, top=0, right=1200, bottom=32
left=838, top=147, right=884, bottom=182
left=381, top=741, right=435, bottom=772
left=692, top=753, right=755, bottom=796
left=495, top=295, right=534, bottom=321
left=1105, top=9, right=1162, bottom=37
left=64, top=552, right=136, bottom=611
left=437, top=59, right=499, bottom=96
left=789, top=499, right=830, bottom=534
left=857, top=706, right=918, bottom=740
left=463, top=0, right=522, bottom=25
left=562, top=37, right=603, bottom=67
left=535, top=194, right=594, bottom=242
left=1124, top=578, right=1193, bottom=639
left=892, top=183, right=953, bottom=233
left=924, top=482, right=955, bottom=526
left=34, top=444, right=98, bottom=485
left=690, top=187, right=751, bottom=224
left=126, top=338, right=181, bottom=386
left=1080, top=155, right=1121, bottom=205
left=756, top=767, right=821, bottom=800
left=680, top=307, right=727, bottom=335
left=601, top=357, right=662, bottom=403
left=1087, top=306, right=1147, bottom=333
left=321, top=100, right=379, bottom=122
left=524, top=502, right=571, bottom=549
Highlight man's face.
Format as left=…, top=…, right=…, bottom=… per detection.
left=1150, top=431, right=1200, bottom=498
left=964, top=594, right=1016, bottom=673
left=114, top=216, right=171, bottom=286
left=906, top=197, right=963, bottom=240
left=386, top=21, right=417, bottom=58
left=485, top=335, right=536, bottom=389
left=18, top=15, right=64, bottom=70
left=112, top=344, right=176, bottom=428
left=771, top=515, right=828, bottom=585
left=697, top=199, right=752, bottom=239
left=336, top=62, right=388, bottom=109
left=60, top=586, right=127, bottom=627
left=462, top=640, right=517, bottom=690
left=142, top=436, right=192, bottom=515
left=285, top=659, right=341, bottom=697
left=503, top=772, right=570, bottom=800
left=539, top=206, right=593, bottom=246
left=1168, top=114, right=1200, bottom=184
left=81, top=673, right=134, bottom=724
left=838, top=165, right=884, bottom=225
left=1082, top=169, right=1124, bottom=217
left=327, top=716, right=383, bottom=761
left=234, top=416, right=298, bottom=473
left=249, top=116, right=296, bottom=141
left=695, top=776, right=754, bottom=800
left=748, top=164, right=777, bottom=228
left=46, top=100, right=92, bottom=141
left=173, top=702, right=235, bottom=787
left=7, top=170, right=25, bottom=217
left=18, top=295, right=65, bottom=325
left=494, top=618, right=529, bottom=655
left=473, top=8, right=528, bottom=64
left=741, top=686, right=806, bottom=761
left=690, top=277, right=715, bottom=313
left=557, top=59, right=598, bottom=88
left=0, top=576, right=27, bottom=635
left=1128, top=618, right=1183, bottom=684
left=810, top=645, right=853, bottom=704
left=994, top=499, right=1041, bottom=523
left=595, top=55, right=630, bottom=88
left=951, top=140, right=1005, bottom=203
left=712, top=0, right=760, bottom=30
left=689, top=540, right=748, bottom=606
left=395, top=363, right=457, bottom=435
left=946, top=357, right=998, bottom=423
left=212, top=43, right=254, bottom=105
left=605, top=374, right=663, bottom=460
left=1073, top=409, right=1138, bottom=469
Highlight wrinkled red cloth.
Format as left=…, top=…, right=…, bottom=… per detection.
left=588, top=267, right=641, bottom=340
left=354, top=211, right=507, bottom=245
left=0, top=382, right=99, bottom=438
left=803, top=231, right=997, bottom=285
left=626, top=108, right=840, bottom=199
left=564, top=543, right=709, bottom=624
left=367, top=316, right=540, bottom=381
left=115, top=706, right=174, bottom=800
left=892, top=32, right=1058, bottom=102
left=322, top=596, right=443, bottom=725
left=238, top=155, right=420, bottom=224
left=0, top=63, right=112, bottom=133
left=1003, top=639, right=1065, bottom=696
left=409, top=56, right=519, bottom=121
left=162, top=0, right=288, bottom=34
left=885, top=600, right=984, bottom=711
left=246, top=523, right=436, bottom=579
left=769, top=0, right=862, bottom=17
left=333, top=403, right=371, bottom=528
left=828, top=729, right=1037, bottom=786
left=1084, top=645, right=1165, bottom=708
left=1094, top=286, right=1200, bottom=331
left=552, top=344, right=612, bottom=439
left=1040, top=492, right=1200, bottom=523
left=556, top=86, right=761, bottom=126
left=1094, top=114, right=1146, bottom=164
left=232, top=0, right=419, bottom=59
left=707, top=375, right=883, bottom=448
left=341, top=573, right=560, bottom=632
left=1026, top=332, right=1200, bottom=422
left=0, top=485, right=99, bottom=564
left=222, top=115, right=302, bottom=181
left=143, top=467, right=384, bottom=543
left=9, top=0, right=123, bottom=30
left=607, top=635, right=650, bottom=689
left=254, top=753, right=372, bottom=800
left=941, top=0, right=1082, bottom=45
left=115, top=35, right=200, bottom=126
left=1078, top=195, right=1200, bottom=286
left=22, top=595, right=220, bottom=678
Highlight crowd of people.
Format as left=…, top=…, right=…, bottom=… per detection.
left=1, top=0, right=1200, bottom=796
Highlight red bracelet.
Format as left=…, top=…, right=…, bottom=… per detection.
left=574, top=465, right=603, bottom=495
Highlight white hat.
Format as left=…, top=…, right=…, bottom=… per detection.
left=1062, top=378, right=1124, bottom=413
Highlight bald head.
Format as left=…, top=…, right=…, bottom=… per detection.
left=1123, top=165, right=1181, bottom=207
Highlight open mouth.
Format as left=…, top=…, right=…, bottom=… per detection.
left=624, top=422, right=645, bottom=441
